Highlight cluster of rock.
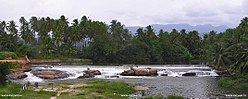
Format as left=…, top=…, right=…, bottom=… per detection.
left=7, top=65, right=31, bottom=80
left=120, top=68, right=158, bottom=76
left=215, top=70, right=231, bottom=76
left=31, top=69, right=70, bottom=79
left=78, top=69, right=101, bottom=78
left=8, top=65, right=213, bottom=80
left=7, top=72, right=28, bottom=80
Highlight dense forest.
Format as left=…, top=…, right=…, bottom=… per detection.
left=0, top=16, right=247, bottom=73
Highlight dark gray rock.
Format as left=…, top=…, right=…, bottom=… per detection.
left=182, top=72, right=196, bottom=76
left=161, top=74, right=168, bottom=76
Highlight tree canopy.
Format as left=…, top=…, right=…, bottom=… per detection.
left=0, top=16, right=247, bottom=73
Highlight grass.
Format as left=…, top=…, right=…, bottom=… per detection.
left=0, top=82, right=56, bottom=99
left=75, top=80, right=135, bottom=99
left=0, top=80, right=135, bottom=99
left=218, top=73, right=248, bottom=92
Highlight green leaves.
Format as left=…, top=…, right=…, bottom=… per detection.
left=0, top=15, right=247, bottom=70
left=206, top=17, right=248, bottom=73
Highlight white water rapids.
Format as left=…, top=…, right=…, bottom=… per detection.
left=22, top=65, right=219, bottom=83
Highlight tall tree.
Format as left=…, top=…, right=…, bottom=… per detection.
left=29, top=16, right=39, bottom=44
left=7, top=20, right=18, bottom=41
left=19, top=17, right=34, bottom=45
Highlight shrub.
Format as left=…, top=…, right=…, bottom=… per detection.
left=0, top=62, right=20, bottom=84
left=0, top=52, right=18, bottom=59
left=218, top=74, right=248, bottom=91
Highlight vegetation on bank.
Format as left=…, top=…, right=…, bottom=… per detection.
left=0, top=82, right=57, bottom=99
left=0, top=52, right=18, bottom=60
left=0, top=80, right=135, bottom=99
left=218, top=73, right=248, bottom=92
left=1, top=15, right=247, bottom=94
left=0, top=15, right=247, bottom=71
left=0, top=62, right=20, bottom=84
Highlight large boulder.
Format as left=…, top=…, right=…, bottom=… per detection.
left=182, top=72, right=196, bottom=76
left=84, top=70, right=101, bottom=75
left=31, top=69, right=69, bottom=79
left=120, top=69, right=135, bottom=76
left=121, top=68, right=158, bottom=76
left=78, top=69, right=101, bottom=79
left=7, top=72, right=27, bottom=80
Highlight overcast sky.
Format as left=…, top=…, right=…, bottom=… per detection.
left=0, top=0, right=247, bottom=27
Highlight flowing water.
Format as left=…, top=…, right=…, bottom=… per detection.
left=11, top=64, right=246, bottom=98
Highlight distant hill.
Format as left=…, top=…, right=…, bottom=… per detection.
left=127, top=24, right=229, bottom=36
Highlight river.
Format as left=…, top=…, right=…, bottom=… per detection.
left=11, top=64, right=247, bottom=98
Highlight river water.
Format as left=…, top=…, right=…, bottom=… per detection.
left=12, top=65, right=247, bottom=98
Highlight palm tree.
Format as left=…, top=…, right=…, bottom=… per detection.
left=30, top=16, right=39, bottom=44
left=229, top=38, right=248, bottom=73
left=7, top=20, right=18, bottom=41
left=211, top=43, right=232, bottom=69
left=19, top=17, right=34, bottom=45
left=0, top=21, right=17, bottom=51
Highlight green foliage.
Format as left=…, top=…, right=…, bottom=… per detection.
left=204, top=17, right=248, bottom=73
left=62, top=58, right=92, bottom=64
left=16, top=44, right=39, bottom=58
left=218, top=74, right=248, bottom=92
left=1, top=81, right=134, bottom=99
left=0, top=82, right=56, bottom=99
left=0, top=51, right=18, bottom=59
left=0, top=16, right=248, bottom=72
left=0, top=62, right=20, bottom=84
left=0, top=82, right=21, bottom=94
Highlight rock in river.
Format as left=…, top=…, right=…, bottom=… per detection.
left=31, top=69, right=69, bottom=79
left=161, top=73, right=168, bottom=76
left=7, top=72, right=27, bottom=80
left=84, top=70, right=101, bottom=75
left=78, top=69, right=101, bottom=78
left=182, top=72, right=196, bottom=76
left=120, top=68, right=158, bottom=76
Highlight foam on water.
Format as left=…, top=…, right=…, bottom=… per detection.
left=23, top=72, right=43, bottom=82
left=20, top=65, right=219, bottom=82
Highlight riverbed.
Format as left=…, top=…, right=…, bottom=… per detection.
left=11, top=64, right=246, bottom=98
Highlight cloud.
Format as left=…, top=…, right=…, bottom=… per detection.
left=0, top=0, right=247, bottom=27
left=242, top=0, right=248, bottom=14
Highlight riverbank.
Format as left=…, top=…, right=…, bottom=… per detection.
left=0, top=80, right=135, bottom=99
left=3, top=64, right=247, bottom=98
left=30, top=58, right=92, bottom=65
left=218, top=73, right=248, bottom=92
left=17, top=65, right=225, bottom=98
